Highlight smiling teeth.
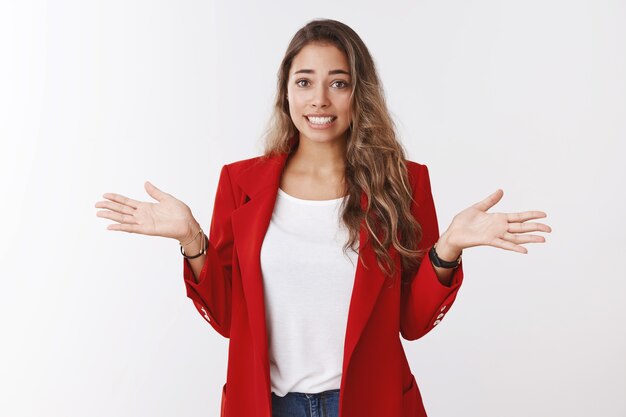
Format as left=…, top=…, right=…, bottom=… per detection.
left=307, top=116, right=335, bottom=124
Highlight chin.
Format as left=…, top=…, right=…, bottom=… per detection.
left=302, top=132, right=349, bottom=144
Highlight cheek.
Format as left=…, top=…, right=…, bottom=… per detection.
left=338, top=94, right=351, bottom=111
left=288, top=97, right=308, bottom=119
left=339, top=101, right=351, bottom=119
left=287, top=99, right=304, bottom=123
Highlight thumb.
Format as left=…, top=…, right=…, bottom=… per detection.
left=144, top=180, right=169, bottom=202
left=471, top=188, right=503, bottom=212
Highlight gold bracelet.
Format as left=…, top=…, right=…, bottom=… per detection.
left=180, top=227, right=202, bottom=247
left=180, top=230, right=207, bottom=259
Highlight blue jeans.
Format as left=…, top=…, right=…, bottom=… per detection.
left=271, top=389, right=340, bottom=417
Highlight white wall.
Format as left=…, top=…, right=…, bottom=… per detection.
left=1, top=1, right=624, bottom=416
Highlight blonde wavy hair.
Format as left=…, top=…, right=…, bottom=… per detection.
left=260, top=18, right=425, bottom=286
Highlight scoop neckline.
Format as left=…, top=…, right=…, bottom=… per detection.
left=277, top=188, right=346, bottom=205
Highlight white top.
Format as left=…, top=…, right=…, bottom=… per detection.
left=260, top=187, right=359, bottom=397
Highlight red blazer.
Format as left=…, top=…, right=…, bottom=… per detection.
left=182, top=139, right=465, bottom=417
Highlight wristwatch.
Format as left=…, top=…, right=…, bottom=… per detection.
left=429, top=242, right=462, bottom=268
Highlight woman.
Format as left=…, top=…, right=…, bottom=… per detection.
left=95, top=18, right=551, bottom=417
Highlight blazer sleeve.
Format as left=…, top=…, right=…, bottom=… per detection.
left=182, top=164, right=235, bottom=338
left=400, top=163, right=464, bottom=341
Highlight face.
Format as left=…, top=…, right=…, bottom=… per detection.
left=286, top=42, right=352, bottom=145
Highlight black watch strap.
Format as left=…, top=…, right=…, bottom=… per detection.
left=429, top=243, right=462, bottom=268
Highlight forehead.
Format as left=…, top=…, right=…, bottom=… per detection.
left=290, top=42, right=350, bottom=75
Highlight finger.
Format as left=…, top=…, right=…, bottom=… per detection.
left=507, top=222, right=552, bottom=234
left=102, top=192, right=140, bottom=210
left=144, top=181, right=169, bottom=202
left=471, top=189, right=503, bottom=212
left=506, top=211, right=548, bottom=224
left=94, top=200, right=136, bottom=216
left=96, top=209, right=139, bottom=226
left=107, top=222, right=143, bottom=233
left=490, top=237, right=528, bottom=254
left=502, top=232, right=546, bottom=244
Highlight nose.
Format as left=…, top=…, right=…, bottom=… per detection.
left=311, top=84, right=329, bottom=109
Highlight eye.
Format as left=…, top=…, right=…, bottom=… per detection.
left=295, top=79, right=310, bottom=87
left=332, top=80, right=349, bottom=89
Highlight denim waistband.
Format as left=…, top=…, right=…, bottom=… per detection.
left=271, top=388, right=340, bottom=417
left=272, top=388, right=340, bottom=399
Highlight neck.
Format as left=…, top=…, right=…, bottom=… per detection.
left=287, top=134, right=347, bottom=176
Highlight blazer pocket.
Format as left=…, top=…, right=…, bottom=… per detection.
left=402, top=374, right=426, bottom=417
left=220, top=382, right=227, bottom=417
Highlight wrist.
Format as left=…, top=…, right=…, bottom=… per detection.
left=435, top=231, right=463, bottom=261
left=179, top=220, right=202, bottom=245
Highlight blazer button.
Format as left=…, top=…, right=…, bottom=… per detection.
left=433, top=319, right=441, bottom=326
left=437, top=313, right=444, bottom=319
left=200, top=306, right=211, bottom=322
left=441, top=305, right=447, bottom=312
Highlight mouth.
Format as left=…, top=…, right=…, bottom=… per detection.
left=304, top=115, right=337, bottom=127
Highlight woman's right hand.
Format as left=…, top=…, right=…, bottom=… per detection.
left=95, top=181, right=199, bottom=243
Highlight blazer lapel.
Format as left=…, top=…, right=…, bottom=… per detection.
left=230, top=137, right=389, bottom=394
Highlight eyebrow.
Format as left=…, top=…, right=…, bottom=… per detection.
left=293, top=69, right=351, bottom=76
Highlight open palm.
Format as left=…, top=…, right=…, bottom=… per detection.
left=95, top=181, right=194, bottom=241
left=447, top=189, right=551, bottom=254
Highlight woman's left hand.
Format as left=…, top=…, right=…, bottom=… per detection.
left=443, top=189, right=552, bottom=254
